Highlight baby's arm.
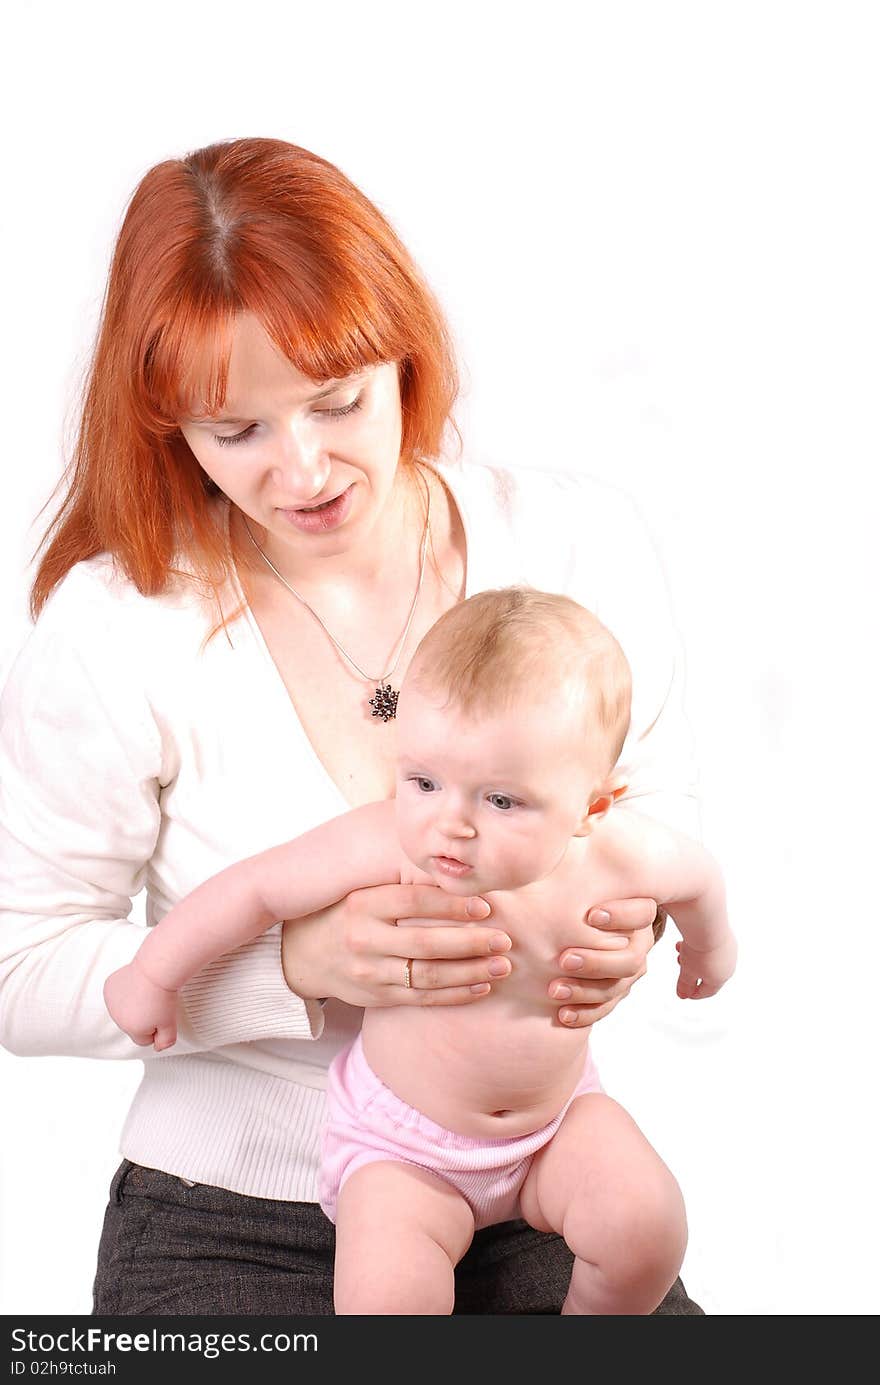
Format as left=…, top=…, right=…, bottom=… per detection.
left=594, top=810, right=736, bottom=999
left=654, top=834, right=736, bottom=1000
left=104, top=800, right=400, bottom=1048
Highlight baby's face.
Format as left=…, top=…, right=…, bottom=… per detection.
left=394, top=687, right=607, bottom=895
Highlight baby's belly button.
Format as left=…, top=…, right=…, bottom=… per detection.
left=465, top=1102, right=552, bottom=1137
left=474, top=1086, right=553, bottom=1120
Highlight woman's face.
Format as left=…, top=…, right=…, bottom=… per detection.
left=178, top=313, right=404, bottom=563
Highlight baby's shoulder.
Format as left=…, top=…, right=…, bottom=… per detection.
left=500, top=834, right=637, bottom=921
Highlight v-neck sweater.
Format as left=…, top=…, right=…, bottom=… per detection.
left=0, top=460, right=699, bottom=1201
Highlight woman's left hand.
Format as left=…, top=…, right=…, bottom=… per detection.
left=549, top=897, right=659, bottom=1027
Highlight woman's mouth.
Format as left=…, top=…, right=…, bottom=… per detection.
left=279, top=485, right=354, bottom=533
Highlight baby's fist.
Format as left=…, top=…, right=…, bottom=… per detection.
left=675, top=933, right=737, bottom=1000
left=104, top=962, right=179, bottom=1049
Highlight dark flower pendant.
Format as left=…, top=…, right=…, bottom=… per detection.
left=369, top=683, right=399, bottom=722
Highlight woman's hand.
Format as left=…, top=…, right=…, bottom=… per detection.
left=549, top=897, right=659, bottom=1027
left=281, top=884, right=512, bottom=1008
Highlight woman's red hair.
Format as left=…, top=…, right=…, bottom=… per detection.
left=31, top=138, right=459, bottom=617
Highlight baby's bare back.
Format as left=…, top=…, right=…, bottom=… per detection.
left=362, top=840, right=618, bottom=1138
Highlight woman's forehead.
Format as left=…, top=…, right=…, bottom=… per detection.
left=187, top=315, right=321, bottom=403
left=178, top=314, right=379, bottom=419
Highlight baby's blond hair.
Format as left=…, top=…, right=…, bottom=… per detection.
left=405, top=588, right=632, bottom=771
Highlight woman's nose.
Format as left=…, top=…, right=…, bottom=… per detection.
left=273, top=421, right=330, bottom=501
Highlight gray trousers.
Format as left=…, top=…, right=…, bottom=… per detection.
left=92, top=1161, right=704, bottom=1315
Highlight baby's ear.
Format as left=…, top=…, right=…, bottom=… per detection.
left=573, top=777, right=628, bottom=836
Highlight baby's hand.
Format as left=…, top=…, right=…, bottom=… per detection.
left=675, top=932, right=738, bottom=1000
left=104, top=960, right=179, bottom=1051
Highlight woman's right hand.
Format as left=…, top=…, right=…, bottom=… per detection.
left=280, top=884, right=512, bottom=1008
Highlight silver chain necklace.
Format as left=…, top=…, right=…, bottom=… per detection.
left=241, top=468, right=432, bottom=723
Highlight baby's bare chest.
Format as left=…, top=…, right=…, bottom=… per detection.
left=490, top=868, right=602, bottom=1001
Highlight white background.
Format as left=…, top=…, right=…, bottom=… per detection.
left=1, top=0, right=878, bottom=1316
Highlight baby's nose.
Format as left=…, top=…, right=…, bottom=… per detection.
left=441, top=817, right=477, bottom=839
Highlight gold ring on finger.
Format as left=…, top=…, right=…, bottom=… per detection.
left=404, top=958, right=413, bottom=989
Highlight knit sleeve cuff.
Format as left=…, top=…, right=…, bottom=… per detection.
left=178, top=925, right=325, bottom=1048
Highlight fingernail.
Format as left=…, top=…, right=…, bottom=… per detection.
left=489, top=934, right=512, bottom=952
left=467, top=898, right=492, bottom=918
left=488, top=958, right=511, bottom=977
left=552, top=984, right=572, bottom=1000
left=562, top=954, right=584, bottom=972
left=590, top=910, right=611, bottom=926
left=560, top=1009, right=578, bottom=1024
left=470, top=983, right=491, bottom=995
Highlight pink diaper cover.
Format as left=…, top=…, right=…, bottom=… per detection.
left=318, top=1033, right=603, bottom=1230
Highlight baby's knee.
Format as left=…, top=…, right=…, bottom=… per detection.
left=569, top=1164, right=688, bottom=1289
left=605, top=1169, right=688, bottom=1290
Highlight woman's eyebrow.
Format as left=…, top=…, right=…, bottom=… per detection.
left=187, top=414, right=250, bottom=427
left=308, top=374, right=365, bottom=400
left=186, top=374, right=366, bottom=426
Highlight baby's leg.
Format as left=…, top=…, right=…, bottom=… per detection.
left=519, top=1094, right=687, bottom=1315
left=333, top=1159, right=475, bottom=1315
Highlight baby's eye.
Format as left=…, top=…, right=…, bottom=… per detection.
left=412, top=777, right=437, bottom=793
left=487, top=793, right=515, bottom=811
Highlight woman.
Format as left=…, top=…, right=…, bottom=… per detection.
left=0, top=137, right=702, bottom=1314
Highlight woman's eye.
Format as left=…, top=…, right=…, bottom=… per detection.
left=488, top=794, right=515, bottom=811
left=214, top=425, right=257, bottom=447
left=316, top=394, right=363, bottom=420
left=211, top=394, right=362, bottom=445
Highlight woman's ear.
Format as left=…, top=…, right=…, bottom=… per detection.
left=573, top=778, right=629, bottom=836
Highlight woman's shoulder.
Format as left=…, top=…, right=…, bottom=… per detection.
left=435, top=457, right=650, bottom=569
left=13, top=550, right=232, bottom=706
left=43, top=552, right=152, bottom=620
left=39, top=546, right=226, bottom=640
left=438, top=456, right=643, bottom=528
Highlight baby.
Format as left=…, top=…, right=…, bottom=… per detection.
left=105, top=587, right=736, bottom=1315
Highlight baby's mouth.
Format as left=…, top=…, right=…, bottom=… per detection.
left=432, top=855, right=474, bottom=876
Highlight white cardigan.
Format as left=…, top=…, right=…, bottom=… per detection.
left=0, top=460, right=699, bottom=1202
